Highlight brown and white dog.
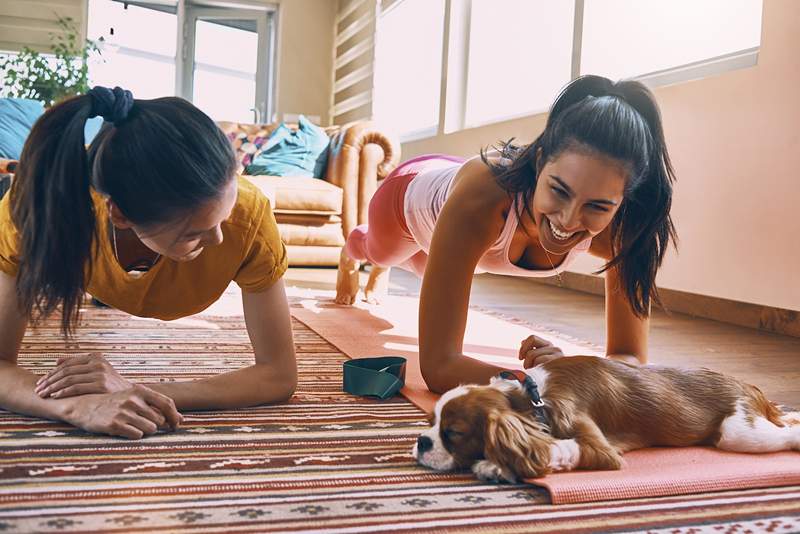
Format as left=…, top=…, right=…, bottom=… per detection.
left=413, top=356, right=800, bottom=483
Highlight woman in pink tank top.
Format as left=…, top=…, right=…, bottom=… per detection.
left=337, top=75, right=677, bottom=393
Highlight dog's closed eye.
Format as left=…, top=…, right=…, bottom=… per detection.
left=442, top=428, right=463, bottom=440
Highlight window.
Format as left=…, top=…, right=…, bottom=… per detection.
left=372, top=0, right=763, bottom=139
left=87, top=0, right=177, bottom=99
left=86, top=0, right=275, bottom=123
left=191, top=19, right=260, bottom=123
left=465, top=0, right=573, bottom=127
left=373, top=0, right=446, bottom=140
left=580, top=0, right=763, bottom=81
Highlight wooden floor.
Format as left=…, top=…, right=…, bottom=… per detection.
left=285, top=267, right=800, bottom=407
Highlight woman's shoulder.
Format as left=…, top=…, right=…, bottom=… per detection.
left=226, top=176, right=272, bottom=228
left=438, top=155, right=512, bottom=244
left=450, top=154, right=512, bottom=211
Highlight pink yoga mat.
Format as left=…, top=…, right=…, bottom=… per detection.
left=289, top=289, right=602, bottom=413
left=288, top=288, right=800, bottom=504
left=529, top=447, right=800, bottom=504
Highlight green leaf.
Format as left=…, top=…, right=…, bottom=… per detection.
left=0, top=15, right=100, bottom=106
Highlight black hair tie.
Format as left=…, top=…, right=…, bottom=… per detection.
left=88, top=86, right=134, bottom=124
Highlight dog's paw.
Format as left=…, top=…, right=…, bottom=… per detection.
left=472, top=460, right=516, bottom=483
left=597, top=448, right=624, bottom=470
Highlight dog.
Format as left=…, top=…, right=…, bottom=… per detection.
left=413, top=356, right=800, bottom=483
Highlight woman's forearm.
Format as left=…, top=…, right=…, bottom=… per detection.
left=0, top=361, right=71, bottom=421
left=145, top=363, right=297, bottom=410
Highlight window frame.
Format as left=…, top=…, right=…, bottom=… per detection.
left=377, top=0, right=761, bottom=141
left=85, top=0, right=278, bottom=123
left=178, top=4, right=277, bottom=124
left=372, top=0, right=447, bottom=142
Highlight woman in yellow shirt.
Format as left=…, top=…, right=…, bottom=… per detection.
left=0, top=87, right=296, bottom=439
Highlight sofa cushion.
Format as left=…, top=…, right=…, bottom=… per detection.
left=245, top=115, right=330, bottom=178
left=226, top=129, right=272, bottom=172
left=244, top=175, right=343, bottom=214
left=274, top=212, right=341, bottom=226
left=285, top=244, right=342, bottom=267
left=0, top=98, right=44, bottom=159
left=277, top=222, right=345, bottom=247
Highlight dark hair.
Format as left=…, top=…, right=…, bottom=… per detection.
left=481, top=75, right=677, bottom=317
left=11, top=91, right=236, bottom=335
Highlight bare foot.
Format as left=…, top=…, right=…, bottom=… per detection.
left=364, top=266, right=390, bottom=304
left=335, top=248, right=360, bottom=305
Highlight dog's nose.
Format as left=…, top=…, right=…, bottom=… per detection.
left=416, top=435, right=433, bottom=454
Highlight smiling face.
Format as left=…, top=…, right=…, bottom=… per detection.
left=532, top=148, right=627, bottom=255
left=112, top=177, right=238, bottom=263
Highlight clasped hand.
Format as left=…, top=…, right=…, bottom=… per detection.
left=36, top=353, right=131, bottom=398
left=35, top=354, right=183, bottom=439
left=63, top=386, right=183, bottom=439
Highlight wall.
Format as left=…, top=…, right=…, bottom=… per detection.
left=402, top=0, right=800, bottom=311
left=0, top=0, right=87, bottom=54
left=272, top=0, right=335, bottom=125
left=330, top=0, right=378, bottom=125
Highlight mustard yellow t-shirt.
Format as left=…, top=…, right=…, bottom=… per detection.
left=0, top=177, right=287, bottom=320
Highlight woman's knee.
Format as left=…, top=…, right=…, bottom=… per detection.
left=345, top=224, right=369, bottom=261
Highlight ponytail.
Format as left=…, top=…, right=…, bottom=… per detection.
left=11, top=95, right=96, bottom=336
left=597, top=80, right=677, bottom=317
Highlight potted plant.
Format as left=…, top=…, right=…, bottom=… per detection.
left=0, top=16, right=101, bottom=107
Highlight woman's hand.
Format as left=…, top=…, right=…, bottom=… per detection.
left=519, top=335, right=565, bottom=368
left=35, top=354, right=132, bottom=399
left=62, top=385, right=183, bottom=439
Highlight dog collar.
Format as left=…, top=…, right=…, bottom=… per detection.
left=497, top=370, right=549, bottom=428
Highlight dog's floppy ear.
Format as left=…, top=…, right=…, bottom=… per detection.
left=484, top=409, right=554, bottom=479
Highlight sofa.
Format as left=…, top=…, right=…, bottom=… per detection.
left=217, top=120, right=401, bottom=266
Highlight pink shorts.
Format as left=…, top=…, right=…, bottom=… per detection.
left=344, top=154, right=465, bottom=276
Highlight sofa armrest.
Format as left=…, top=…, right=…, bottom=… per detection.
left=325, top=121, right=401, bottom=238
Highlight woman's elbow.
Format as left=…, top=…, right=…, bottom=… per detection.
left=272, top=372, right=297, bottom=403
left=271, top=388, right=294, bottom=404
left=420, top=354, right=456, bottom=394
left=252, top=364, right=296, bottom=404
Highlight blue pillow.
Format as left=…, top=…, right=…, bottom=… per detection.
left=245, top=115, right=330, bottom=178
left=0, top=98, right=45, bottom=159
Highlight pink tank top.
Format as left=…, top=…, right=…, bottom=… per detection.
left=403, top=159, right=592, bottom=277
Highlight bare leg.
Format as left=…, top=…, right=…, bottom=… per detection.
left=336, top=171, right=423, bottom=306
left=335, top=247, right=360, bottom=305
left=364, top=266, right=390, bottom=304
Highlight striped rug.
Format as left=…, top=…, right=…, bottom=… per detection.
left=1, top=287, right=799, bottom=533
